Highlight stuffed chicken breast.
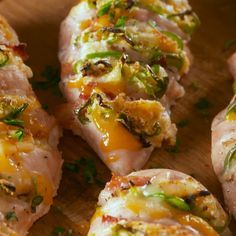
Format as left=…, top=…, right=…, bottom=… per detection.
left=58, top=0, right=198, bottom=175
left=88, top=169, right=229, bottom=236
left=211, top=54, right=236, bottom=219
left=0, top=16, right=62, bottom=235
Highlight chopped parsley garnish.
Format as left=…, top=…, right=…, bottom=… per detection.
left=115, top=16, right=127, bottom=28
left=177, top=119, right=189, bottom=128
left=194, top=97, right=212, bottom=110
left=64, top=158, right=102, bottom=185
left=31, top=66, right=62, bottom=97
left=5, top=211, right=18, bottom=221
left=11, top=128, right=24, bottom=141
left=52, top=227, right=73, bottom=236
left=31, top=195, right=44, bottom=213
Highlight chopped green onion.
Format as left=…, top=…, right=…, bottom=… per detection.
left=97, top=1, right=112, bottom=17
left=116, top=16, right=127, bottom=28
left=146, top=192, right=191, bottom=211
left=161, top=31, right=184, bottom=50
left=5, top=211, right=18, bottom=221
left=86, top=51, right=122, bottom=59
left=1, top=103, right=28, bottom=127
left=166, top=54, right=183, bottom=70
left=52, top=227, right=73, bottom=236
left=224, top=145, right=236, bottom=172
left=11, top=128, right=24, bottom=141
left=8, top=103, right=28, bottom=119
left=31, top=195, right=44, bottom=213
left=3, top=119, right=24, bottom=127
left=0, top=50, right=9, bottom=67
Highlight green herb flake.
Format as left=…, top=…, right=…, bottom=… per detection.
left=64, top=158, right=98, bottom=184
left=31, top=66, right=62, bottom=97
left=83, top=159, right=97, bottom=184
left=11, top=128, right=24, bottom=141
left=177, top=119, right=189, bottom=128
left=86, top=51, right=122, bottom=59
left=115, top=16, right=127, bottom=28
left=0, top=50, right=9, bottom=67
left=165, top=137, right=180, bottom=153
left=42, top=104, right=49, bottom=110
left=64, top=162, right=79, bottom=173
left=52, top=227, right=73, bottom=236
left=224, top=39, right=236, bottom=51
left=31, top=195, right=44, bottom=213
left=194, top=97, right=212, bottom=110
left=97, top=1, right=112, bottom=17
left=5, top=211, right=18, bottom=221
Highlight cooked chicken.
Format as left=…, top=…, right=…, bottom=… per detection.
left=58, top=0, right=198, bottom=175
left=88, top=169, right=229, bottom=236
left=211, top=54, right=236, bottom=220
left=0, top=15, right=62, bottom=235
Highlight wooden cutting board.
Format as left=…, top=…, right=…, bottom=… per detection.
left=0, top=0, right=236, bottom=235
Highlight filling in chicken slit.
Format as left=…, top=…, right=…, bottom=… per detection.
left=88, top=169, right=229, bottom=236
left=58, top=0, right=199, bottom=174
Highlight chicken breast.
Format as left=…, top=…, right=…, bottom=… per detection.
left=0, top=16, right=62, bottom=235
left=211, top=54, right=236, bottom=219
left=88, top=169, right=229, bottom=236
left=58, top=0, right=198, bottom=175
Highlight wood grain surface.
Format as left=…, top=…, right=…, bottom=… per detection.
left=0, top=0, right=236, bottom=235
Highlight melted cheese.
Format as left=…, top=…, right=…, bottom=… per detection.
left=226, top=112, right=236, bottom=121
left=68, top=78, right=125, bottom=97
left=91, top=105, right=142, bottom=154
left=179, top=214, right=218, bottom=236
left=80, top=20, right=92, bottom=30
left=33, top=174, right=53, bottom=205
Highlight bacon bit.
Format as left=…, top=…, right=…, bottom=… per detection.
left=107, top=174, right=151, bottom=191
left=79, top=93, right=90, bottom=100
left=102, top=215, right=119, bottom=223
left=12, top=43, right=28, bottom=61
